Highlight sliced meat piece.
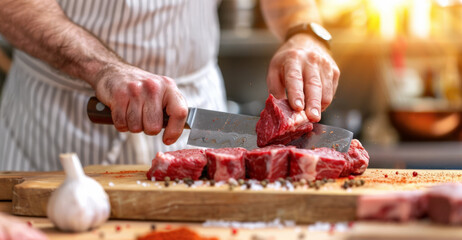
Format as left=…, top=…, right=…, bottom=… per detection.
left=245, top=145, right=295, bottom=181
left=289, top=148, right=346, bottom=181
left=206, top=148, right=247, bottom=181
left=341, top=139, right=370, bottom=177
left=357, top=191, right=427, bottom=222
left=146, top=149, right=207, bottom=181
left=256, top=94, right=313, bottom=147
left=427, top=183, right=462, bottom=225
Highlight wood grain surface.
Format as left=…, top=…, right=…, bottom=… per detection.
left=3, top=166, right=462, bottom=223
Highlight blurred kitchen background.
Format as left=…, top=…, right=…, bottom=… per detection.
left=218, top=0, right=462, bottom=169
left=0, top=0, right=461, bottom=169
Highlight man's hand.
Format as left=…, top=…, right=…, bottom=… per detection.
left=266, top=34, right=339, bottom=122
left=0, top=0, right=189, bottom=145
left=93, top=63, right=188, bottom=145
left=0, top=213, right=48, bottom=240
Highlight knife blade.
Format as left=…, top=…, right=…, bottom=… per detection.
left=87, top=97, right=353, bottom=152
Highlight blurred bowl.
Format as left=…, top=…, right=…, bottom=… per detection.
left=388, top=109, right=462, bottom=141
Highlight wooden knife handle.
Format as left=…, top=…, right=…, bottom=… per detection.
left=86, top=97, right=171, bottom=128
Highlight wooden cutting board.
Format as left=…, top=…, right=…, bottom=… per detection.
left=3, top=166, right=462, bottom=223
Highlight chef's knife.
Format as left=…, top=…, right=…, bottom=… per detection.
left=87, top=97, right=353, bottom=152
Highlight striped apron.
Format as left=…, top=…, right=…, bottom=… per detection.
left=0, top=0, right=227, bottom=171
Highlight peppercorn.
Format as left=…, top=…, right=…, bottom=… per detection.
left=210, top=180, right=215, bottom=186
left=174, top=178, right=180, bottom=184
left=186, top=181, right=193, bottom=187
left=238, top=179, right=245, bottom=186
left=359, top=179, right=365, bottom=186
left=322, top=178, right=328, bottom=183
left=354, top=180, right=362, bottom=187
left=314, top=181, right=322, bottom=189
left=300, top=179, right=307, bottom=186
left=308, top=181, right=315, bottom=188
left=164, top=181, right=170, bottom=187
left=164, top=176, right=170, bottom=182
left=348, top=179, right=355, bottom=187
left=342, top=181, right=349, bottom=189
left=261, top=180, right=268, bottom=188
left=292, top=182, right=299, bottom=189
left=151, top=224, right=156, bottom=230
left=286, top=177, right=293, bottom=182
left=245, top=181, right=251, bottom=189
left=278, top=177, right=285, bottom=185
left=328, top=179, right=335, bottom=183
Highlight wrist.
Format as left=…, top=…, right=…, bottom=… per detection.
left=284, top=22, right=332, bottom=50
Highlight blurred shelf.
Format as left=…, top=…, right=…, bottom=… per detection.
left=365, top=141, right=462, bottom=169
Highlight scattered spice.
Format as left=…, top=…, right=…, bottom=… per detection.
left=384, top=174, right=388, bottom=178
left=231, top=228, right=238, bottom=235
left=137, top=227, right=219, bottom=240
left=165, top=225, right=172, bottom=230
left=115, top=225, right=121, bottom=232
left=348, top=221, right=355, bottom=228
left=151, top=224, right=156, bottom=230
left=396, top=171, right=399, bottom=175
left=413, top=171, right=418, bottom=177
left=26, top=221, right=32, bottom=227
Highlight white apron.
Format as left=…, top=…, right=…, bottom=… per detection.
left=0, top=0, right=226, bottom=171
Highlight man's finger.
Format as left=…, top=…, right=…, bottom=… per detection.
left=111, top=96, right=129, bottom=132
left=284, top=58, right=305, bottom=111
left=142, top=98, right=163, bottom=135
left=126, top=99, right=143, bottom=133
left=162, top=89, right=188, bottom=145
left=320, top=62, right=334, bottom=111
left=266, top=60, right=285, bottom=99
left=303, top=63, right=323, bottom=122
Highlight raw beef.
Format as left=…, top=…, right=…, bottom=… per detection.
left=256, top=94, right=313, bottom=147
left=357, top=191, right=427, bottom=222
left=146, top=149, right=207, bottom=181
left=245, top=145, right=295, bottom=181
left=206, top=148, right=247, bottom=181
left=289, top=147, right=347, bottom=181
left=341, top=139, right=370, bottom=176
left=427, top=183, right=462, bottom=224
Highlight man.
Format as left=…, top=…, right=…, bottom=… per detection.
left=0, top=0, right=339, bottom=171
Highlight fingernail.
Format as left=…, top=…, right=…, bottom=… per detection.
left=295, top=99, right=303, bottom=109
left=310, top=108, right=319, bottom=117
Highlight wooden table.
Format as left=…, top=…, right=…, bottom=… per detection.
left=0, top=201, right=341, bottom=240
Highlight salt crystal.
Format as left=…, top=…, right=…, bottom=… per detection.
left=142, top=182, right=148, bottom=187
left=136, top=180, right=141, bottom=184
left=151, top=177, right=156, bottom=182
left=108, top=182, right=114, bottom=187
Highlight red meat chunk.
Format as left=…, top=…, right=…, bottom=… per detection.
left=427, top=183, right=462, bottom=225
left=245, top=145, right=295, bottom=181
left=357, top=191, right=427, bottom=222
left=146, top=149, right=207, bottom=181
left=289, top=148, right=346, bottom=181
left=256, top=94, right=313, bottom=147
left=206, top=148, right=247, bottom=181
left=341, top=139, right=370, bottom=177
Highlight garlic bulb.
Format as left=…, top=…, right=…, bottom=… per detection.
left=47, top=153, right=110, bottom=232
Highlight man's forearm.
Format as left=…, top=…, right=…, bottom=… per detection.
left=0, top=0, right=122, bottom=88
left=260, top=0, right=321, bottom=41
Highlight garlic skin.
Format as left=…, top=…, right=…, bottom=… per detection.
left=47, top=153, right=110, bottom=232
